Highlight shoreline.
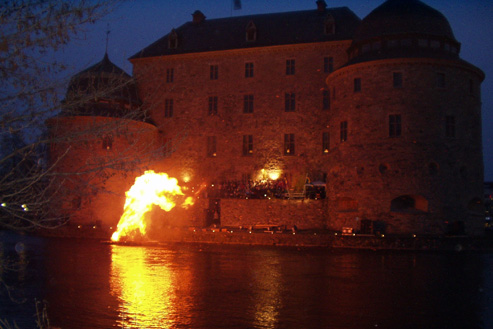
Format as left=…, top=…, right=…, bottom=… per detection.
left=30, top=226, right=493, bottom=252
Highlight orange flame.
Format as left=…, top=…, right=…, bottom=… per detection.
left=111, top=170, right=193, bottom=242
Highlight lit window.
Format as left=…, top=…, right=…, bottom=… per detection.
left=166, top=68, right=174, bottom=83
left=322, top=132, right=330, bottom=153
left=446, top=115, right=455, bottom=138
left=285, top=93, right=295, bottom=112
left=340, top=121, right=347, bottom=142
left=207, top=136, right=217, bottom=157
left=284, top=133, right=295, bottom=155
left=245, top=62, right=254, bottom=78
left=286, top=59, right=295, bottom=75
left=243, top=94, right=254, bottom=113
left=210, top=65, right=218, bottom=80
left=324, top=57, right=333, bottom=73
left=389, top=114, right=402, bottom=137
left=208, top=96, right=218, bottom=115
left=242, top=135, right=253, bottom=156
left=164, top=99, right=173, bottom=118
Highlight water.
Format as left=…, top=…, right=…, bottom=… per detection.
left=1, top=231, right=493, bottom=329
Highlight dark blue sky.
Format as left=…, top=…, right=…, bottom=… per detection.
left=56, top=0, right=493, bottom=180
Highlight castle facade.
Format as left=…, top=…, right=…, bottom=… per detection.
left=49, top=0, right=485, bottom=236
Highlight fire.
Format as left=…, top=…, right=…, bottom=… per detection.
left=111, top=170, right=193, bottom=242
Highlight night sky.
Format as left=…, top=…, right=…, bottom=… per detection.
left=55, top=0, right=493, bottom=181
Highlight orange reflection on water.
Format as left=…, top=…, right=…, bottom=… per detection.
left=110, top=245, right=189, bottom=328
left=252, top=254, right=282, bottom=328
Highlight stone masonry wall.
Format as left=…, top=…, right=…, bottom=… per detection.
left=325, top=58, right=484, bottom=235
left=219, top=198, right=327, bottom=230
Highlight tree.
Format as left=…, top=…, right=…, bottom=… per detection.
left=0, top=0, right=129, bottom=231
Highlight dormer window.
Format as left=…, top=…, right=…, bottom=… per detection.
left=246, top=21, right=257, bottom=42
left=168, top=29, right=178, bottom=49
left=324, top=14, right=335, bottom=35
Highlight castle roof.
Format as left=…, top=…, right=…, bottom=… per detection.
left=130, top=6, right=360, bottom=59
left=63, top=53, right=148, bottom=121
left=66, top=53, right=140, bottom=106
left=354, top=0, right=458, bottom=43
left=347, top=0, right=462, bottom=65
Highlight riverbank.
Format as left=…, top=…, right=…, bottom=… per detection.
left=31, top=225, right=493, bottom=251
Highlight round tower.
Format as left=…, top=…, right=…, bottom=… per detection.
left=47, top=54, right=159, bottom=230
left=326, top=0, right=485, bottom=236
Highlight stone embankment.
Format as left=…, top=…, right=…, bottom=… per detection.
left=35, top=226, right=493, bottom=251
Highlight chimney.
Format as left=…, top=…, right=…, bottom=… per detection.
left=316, top=0, right=327, bottom=12
left=192, top=10, right=206, bottom=24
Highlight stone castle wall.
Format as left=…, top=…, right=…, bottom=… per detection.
left=326, top=58, right=484, bottom=235
left=131, top=42, right=351, bottom=186
left=47, top=116, right=160, bottom=227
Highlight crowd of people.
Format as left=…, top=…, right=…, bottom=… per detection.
left=206, top=179, right=289, bottom=199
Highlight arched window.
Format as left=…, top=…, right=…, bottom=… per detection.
left=390, top=195, right=428, bottom=213
left=246, top=21, right=257, bottom=42
left=168, top=29, right=178, bottom=49
left=324, top=14, right=335, bottom=35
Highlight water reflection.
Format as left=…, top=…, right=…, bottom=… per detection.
left=0, top=234, right=491, bottom=329
left=110, top=245, right=191, bottom=328
left=251, top=251, right=282, bottom=328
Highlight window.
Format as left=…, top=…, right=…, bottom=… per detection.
left=207, top=136, right=217, bottom=157
left=393, top=72, right=403, bottom=88
left=354, top=78, right=361, bottom=92
left=243, top=94, right=254, bottom=113
left=430, top=40, right=440, bottom=49
left=245, top=62, right=254, bottom=78
left=286, top=59, right=295, bottom=75
left=322, top=132, right=330, bottom=153
left=166, top=68, right=174, bottom=83
left=389, top=114, right=402, bottom=137
left=340, top=121, right=347, bottom=142
left=446, top=115, right=455, bottom=138
left=285, top=93, right=295, bottom=112
left=436, top=73, right=445, bottom=88
left=323, top=90, right=330, bottom=110
left=102, top=135, right=113, bottom=150
left=168, top=29, right=178, bottom=49
left=163, top=137, right=172, bottom=157
left=210, top=65, right=218, bottom=80
left=469, top=79, right=474, bottom=95
left=284, top=134, right=295, bottom=155
left=418, top=39, right=428, bottom=47
left=246, top=21, right=257, bottom=41
left=324, top=14, right=335, bottom=35
left=324, top=57, right=334, bottom=73
left=387, top=39, right=398, bottom=48
left=242, top=135, right=253, bottom=156
left=164, top=99, right=173, bottom=118
left=208, top=96, right=218, bottom=115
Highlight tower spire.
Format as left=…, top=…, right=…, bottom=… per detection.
left=105, top=23, right=111, bottom=54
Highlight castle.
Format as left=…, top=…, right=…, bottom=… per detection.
left=48, top=0, right=485, bottom=236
